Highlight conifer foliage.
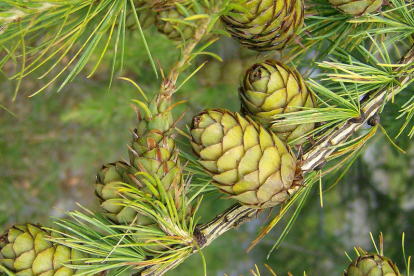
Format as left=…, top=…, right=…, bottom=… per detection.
left=1, top=0, right=414, bottom=275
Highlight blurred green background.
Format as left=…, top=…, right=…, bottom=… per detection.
left=1, top=26, right=414, bottom=276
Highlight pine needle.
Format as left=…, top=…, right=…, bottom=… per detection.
left=118, top=77, right=148, bottom=102
left=344, top=251, right=352, bottom=262
left=128, top=0, right=158, bottom=79
left=175, top=61, right=207, bottom=93
left=379, top=124, right=406, bottom=154
left=369, top=232, right=380, bottom=255
left=319, top=171, right=323, bottom=208
left=0, top=103, right=18, bottom=117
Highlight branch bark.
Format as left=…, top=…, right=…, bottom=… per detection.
left=301, top=44, right=414, bottom=172
left=141, top=204, right=258, bottom=276
left=159, top=17, right=212, bottom=97
left=139, top=44, right=414, bottom=276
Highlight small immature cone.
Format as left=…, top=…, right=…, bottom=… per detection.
left=344, top=250, right=401, bottom=276
left=329, top=0, right=383, bottom=15
left=124, top=2, right=157, bottom=30
left=0, top=223, right=87, bottom=276
left=142, top=0, right=189, bottom=11
left=155, top=2, right=207, bottom=41
left=94, top=94, right=191, bottom=227
left=190, top=109, right=302, bottom=209
left=239, top=60, right=317, bottom=145
left=94, top=161, right=154, bottom=225
left=125, top=0, right=190, bottom=32
left=221, top=0, right=304, bottom=51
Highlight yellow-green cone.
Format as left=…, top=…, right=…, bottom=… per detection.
left=125, top=2, right=157, bottom=30
left=125, top=1, right=192, bottom=31
left=329, top=0, right=383, bottom=15
left=94, top=94, right=191, bottom=225
left=94, top=161, right=155, bottom=225
left=128, top=95, right=183, bottom=193
left=155, top=3, right=203, bottom=41
left=190, top=109, right=302, bottom=209
left=142, top=0, right=190, bottom=11
left=221, top=0, right=304, bottom=51
left=239, top=60, right=317, bottom=145
left=344, top=251, right=401, bottom=276
left=0, top=223, right=87, bottom=276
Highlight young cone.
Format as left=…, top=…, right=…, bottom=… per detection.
left=329, top=0, right=383, bottom=15
left=221, top=0, right=304, bottom=51
left=95, top=161, right=154, bottom=225
left=124, top=2, right=157, bottom=30
left=142, top=0, right=190, bottom=11
left=124, top=0, right=191, bottom=31
left=0, top=223, right=87, bottom=276
left=190, top=109, right=302, bottom=209
left=155, top=2, right=206, bottom=41
left=239, top=60, right=317, bottom=145
left=94, top=94, right=191, bottom=226
left=343, top=249, right=401, bottom=276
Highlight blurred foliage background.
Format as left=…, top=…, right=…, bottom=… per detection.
left=1, top=24, right=414, bottom=276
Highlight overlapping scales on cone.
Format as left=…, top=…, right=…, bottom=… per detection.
left=124, top=0, right=192, bottom=32
left=155, top=2, right=206, bottom=41
left=95, top=161, right=155, bottom=225
left=0, top=223, right=87, bottom=276
left=344, top=250, right=401, bottom=276
left=221, top=0, right=304, bottom=51
left=190, top=109, right=302, bottom=209
left=94, top=94, right=191, bottom=226
left=329, top=0, right=383, bottom=15
left=125, top=2, right=157, bottom=30
left=239, top=60, right=317, bottom=145
left=142, top=0, right=190, bottom=11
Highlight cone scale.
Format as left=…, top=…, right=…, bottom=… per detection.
left=155, top=2, right=206, bottom=41
left=329, top=0, right=383, bottom=15
left=221, top=0, right=305, bottom=51
left=94, top=94, right=191, bottom=226
left=344, top=250, right=401, bottom=276
left=239, top=60, right=317, bottom=145
left=190, top=109, right=303, bottom=209
left=0, top=224, right=87, bottom=276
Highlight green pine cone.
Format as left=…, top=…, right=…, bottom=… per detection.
left=95, top=160, right=191, bottom=252
left=129, top=95, right=183, bottom=188
left=155, top=3, right=203, bottom=41
left=344, top=251, right=401, bottom=276
left=94, top=161, right=156, bottom=225
left=94, top=95, right=191, bottom=226
left=125, top=2, right=157, bottom=30
left=0, top=223, right=87, bottom=276
left=125, top=1, right=192, bottom=31
left=221, top=0, right=304, bottom=51
left=239, top=60, right=317, bottom=145
left=329, top=0, right=383, bottom=15
left=190, top=109, right=302, bottom=209
left=142, top=0, right=190, bottom=11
